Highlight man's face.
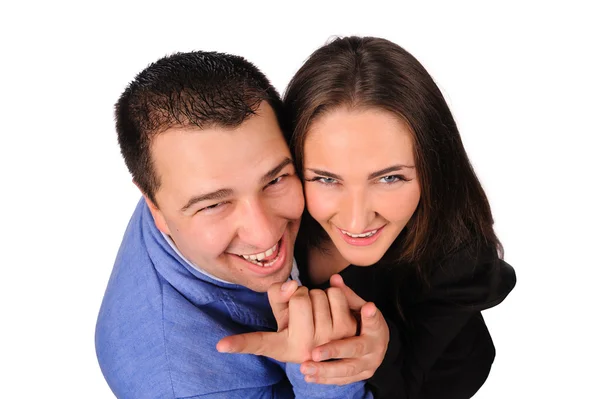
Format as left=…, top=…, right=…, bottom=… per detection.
left=146, top=102, right=304, bottom=292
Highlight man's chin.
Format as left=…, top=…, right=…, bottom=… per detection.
left=248, top=262, right=294, bottom=293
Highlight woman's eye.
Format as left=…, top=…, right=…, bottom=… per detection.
left=317, top=177, right=338, bottom=184
left=379, top=175, right=405, bottom=184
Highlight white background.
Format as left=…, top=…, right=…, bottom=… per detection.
left=1, top=1, right=598, bottom=398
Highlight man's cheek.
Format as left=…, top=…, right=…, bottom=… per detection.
left=290, top=187, right=306, bottom=218
left=201, top=228, right=234, bottom=255
left=280, top=201, right=304, bottom=221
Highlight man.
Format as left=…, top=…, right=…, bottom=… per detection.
left=95, top=51, right=378, bottom=398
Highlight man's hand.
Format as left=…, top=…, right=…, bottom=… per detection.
left=299, top=274, right=390, bottom=385
left=216, top=280, right=358, bottom=363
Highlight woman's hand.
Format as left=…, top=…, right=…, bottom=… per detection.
left=300, top=274, right=390, bottom=385
left=216, top=280, right=358, bottom=363
left=216, top=275, right=390, bottom=385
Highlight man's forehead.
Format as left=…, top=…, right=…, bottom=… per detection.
left=151, top=126, right=289, bottom=168
left=151, top=102, right=284, bottom=154
left=150, top=120, right=292, bottom=203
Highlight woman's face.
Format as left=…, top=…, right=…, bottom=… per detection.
left=303, top=107, right=421, bottom=266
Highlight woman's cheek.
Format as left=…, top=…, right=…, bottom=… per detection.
left=305, top=185, right=334, bottom=221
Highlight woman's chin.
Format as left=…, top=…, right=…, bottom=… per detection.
left=339, top=250, right=385, bottom=267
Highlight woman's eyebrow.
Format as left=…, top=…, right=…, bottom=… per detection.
left=368, top=164, right=414, bottom=179
left=305, top=168, right=343, bottom=180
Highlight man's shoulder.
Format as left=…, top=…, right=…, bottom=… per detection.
left=96, top=276, right=286, bottom=398
left=96, top=200, right=286, bottom=397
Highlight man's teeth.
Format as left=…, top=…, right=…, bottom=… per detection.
left=243, top=254, right=279, bottom=268
left=240, top=243, right=278, bottom=262
left=342, top=229, right=378, bottom=238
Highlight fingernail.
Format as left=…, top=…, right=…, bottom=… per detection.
left=216, top=343, right=231, bottom=353
left=366, top=307, right=376, bottom=318
left=281, top=280, right=293, bottom=291
left=303, top=365, right=316, bottom=376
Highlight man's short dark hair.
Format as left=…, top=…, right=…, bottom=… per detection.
left=115, top=51, right=283, bottom=205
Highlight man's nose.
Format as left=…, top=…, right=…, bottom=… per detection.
left=237, top=198, right=280, bottom=250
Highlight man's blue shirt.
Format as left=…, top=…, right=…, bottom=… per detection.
left=95, top=198, right=371, bottom=398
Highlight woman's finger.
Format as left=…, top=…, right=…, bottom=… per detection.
left=329, top=274, right=367, bottom=310
left=300, top=358, right=367, bottom=380
left=304, top=369, right=375, bottom=385
left=311, top=335, right=372, bottom=362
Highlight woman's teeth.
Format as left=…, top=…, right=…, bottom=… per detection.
left=341, top=229, right=378, bottom=238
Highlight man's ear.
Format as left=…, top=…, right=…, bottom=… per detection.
left=133, top=178, right=170, bottom=236
left=143, top=195, right=171, bottom=236
left=132, top=179, right=171, bottom=235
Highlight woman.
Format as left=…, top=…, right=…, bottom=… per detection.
left=284, top=36, right=517, bottom=398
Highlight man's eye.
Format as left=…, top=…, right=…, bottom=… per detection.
left=199, top=202, right=224, bottom=213
left=268, top=174, right=287, bottom=186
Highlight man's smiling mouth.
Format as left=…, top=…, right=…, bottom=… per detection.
left=231, top=240, right=281, bottom=267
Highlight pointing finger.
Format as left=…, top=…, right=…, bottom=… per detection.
left=216, top=331, right=283, bottom=357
